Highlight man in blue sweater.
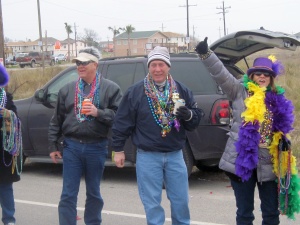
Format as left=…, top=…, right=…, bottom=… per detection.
left=112, top=46, right=202, bottom=225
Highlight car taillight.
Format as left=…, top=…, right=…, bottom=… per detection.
left=211, top=99, right=231, bottom=125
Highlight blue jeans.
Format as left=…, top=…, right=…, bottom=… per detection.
left=0, top=183, right=15, bottom=225
left=136, top=149, right=190, bottom=225
left=230, top=171, right=279, bottom=225
left=58, top=138, right=108, bottom=225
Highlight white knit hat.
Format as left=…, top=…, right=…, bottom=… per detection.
left=147, top=46, right=171, bottom=67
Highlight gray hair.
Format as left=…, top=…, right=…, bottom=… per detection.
left=79, top=47, right=101, bottom=60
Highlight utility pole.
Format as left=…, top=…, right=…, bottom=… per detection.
left=216, top=1, right=231, bottom=36
left=160, top=23, right=166, bottom=32
left=74, top=23, right=78, bottom=56
left=179, top=0, right=197, bottom=52
left=45, top=30, right=47, bottom=52
left=37, top=0, right=44, bottom=70
left=0, top=0, right=5, bottom=65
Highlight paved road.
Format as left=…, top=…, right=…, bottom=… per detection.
left=2, top=162, right=299, bottom=225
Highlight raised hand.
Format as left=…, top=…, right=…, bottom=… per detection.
left=195, top=37, right=208, bottom=55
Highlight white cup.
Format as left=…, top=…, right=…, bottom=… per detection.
left=173, top=99, right=185, bottom=114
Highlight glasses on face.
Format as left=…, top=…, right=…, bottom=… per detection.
left=75, top=60, right=92, bottom=66
left=253, top=71, right=271, bottom=77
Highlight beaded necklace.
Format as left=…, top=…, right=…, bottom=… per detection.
left=1, top=88, right=23, bottom=175
left=144, top=73, right=180, bottom=137
left=74, top=73, right=101, bottom=122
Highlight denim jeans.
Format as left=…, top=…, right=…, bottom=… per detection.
left=230, top=171, right=279, bottom=225
left=58, top=138, right=108, bottom=225
left=0, top=183, right=15, bottom=225
left=136, top=149, right=190, bottom=225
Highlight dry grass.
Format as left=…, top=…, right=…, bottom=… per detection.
left=6, top=49, right=300, bottom=161
left=6, top=66, right=68, bottom=100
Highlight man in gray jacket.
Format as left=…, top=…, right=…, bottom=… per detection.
left=49, top=47, right=122, bottom=225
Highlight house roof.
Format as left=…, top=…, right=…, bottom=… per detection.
left=34, top=37, right=58, bottom=44
left=115, top=30, right=168, bottom=39
left=162, top=32, right=185, bottom=38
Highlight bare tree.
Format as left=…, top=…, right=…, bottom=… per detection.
left=81, top=28, right=100, bottom=49
left=108, top=26, right=122, bottom=57
left=122, top=25, right=135, bottom=56
left=64, top=22, right=73, bottom=62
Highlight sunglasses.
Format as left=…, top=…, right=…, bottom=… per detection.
left=75, top=60, right=93, bottom=66
left=253, top=72, right=271, bottom=77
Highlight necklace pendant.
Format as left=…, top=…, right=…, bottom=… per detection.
left=161, top=116, right=168, bottom=125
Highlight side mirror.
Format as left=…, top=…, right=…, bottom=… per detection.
left=34, top=89, right=46, bottom=102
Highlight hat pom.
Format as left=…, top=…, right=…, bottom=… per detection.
left=268, top=55, right=284, bottom=76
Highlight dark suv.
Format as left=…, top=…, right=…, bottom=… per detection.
left=15, top=29, right=300, bottom=175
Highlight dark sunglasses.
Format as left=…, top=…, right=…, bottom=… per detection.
left=75, top=60, right=93, bottom=66
left=253, top=71, right=271, bottom=77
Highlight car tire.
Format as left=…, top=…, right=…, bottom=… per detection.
left=19, top=64, right=25, bottom=68
left=182, top=142, right=194, bottom=177
left=30, top=61, right=35, bottom=68
left=196, top=161, right=220, bottom=172
left=50, top=60, right=55, bottom=66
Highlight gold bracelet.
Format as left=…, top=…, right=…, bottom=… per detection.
left=198, top=49, right=213, bottom=60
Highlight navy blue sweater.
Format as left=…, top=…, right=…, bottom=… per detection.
left=112, top=79, right=202, bottom=152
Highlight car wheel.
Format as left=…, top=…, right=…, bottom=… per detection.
left=19, top=64, right=25, bottom=68
left=196, top=161, right=220, bottom=172
left=31, top=61, right=35, bottom=68
left=182, top=142, right=194, bottom=177
left=50, top=60, right=55, bottom=66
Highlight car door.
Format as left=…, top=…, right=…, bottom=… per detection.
left=26, top=67, right=78, bottom=156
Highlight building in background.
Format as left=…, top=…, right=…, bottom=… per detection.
left=114, top=30, right=188, bottom=56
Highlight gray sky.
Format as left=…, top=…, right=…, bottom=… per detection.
left=2, top=0, right=299, bottom=44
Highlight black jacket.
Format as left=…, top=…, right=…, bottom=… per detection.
left=0, top=93, right=21, bottom=184
left=48, top=76, right=122, bottom=152
left=112, top=79, right=202, bottom=152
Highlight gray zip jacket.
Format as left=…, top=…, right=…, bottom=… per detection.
left=201, top=53, right=276, bottom=182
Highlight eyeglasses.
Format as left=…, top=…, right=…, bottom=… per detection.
left=253, top=72, right=271, bottom=77
left=75, top=60, right=92, bottom=66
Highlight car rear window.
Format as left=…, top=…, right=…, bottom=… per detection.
left=170, top=61, right=218, bottom=95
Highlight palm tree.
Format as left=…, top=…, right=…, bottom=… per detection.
left=122, top=25, right=135, bottom=56
left=64, top=22, right=73, bottom=62
left=108, top=26, right=122, bottom=57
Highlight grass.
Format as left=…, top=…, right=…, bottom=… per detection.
left=5, top=49, right=300, bottom=162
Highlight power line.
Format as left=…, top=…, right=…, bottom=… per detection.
left=216, top=1, right=231, bottom=36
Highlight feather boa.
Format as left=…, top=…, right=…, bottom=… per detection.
left=235, top=74, right=300, bottom=219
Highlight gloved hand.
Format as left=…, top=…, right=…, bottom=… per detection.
left=195, top=37, right=208, bottom=55
left=176, top=106, right=192, bottom=121
left=278, top=137, right=291, bottom=151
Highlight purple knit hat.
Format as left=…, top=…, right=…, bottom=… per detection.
left=247, top=56, right=284, bottom=77
left=0, top=63, right=10, bottom=87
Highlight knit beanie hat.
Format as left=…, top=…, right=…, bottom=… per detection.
left=0, top=64, right=10, bottom=87
left=147, top=46, right=171, bottom=67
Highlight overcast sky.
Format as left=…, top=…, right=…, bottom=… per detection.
left=2, top=0, right=299, bottom=44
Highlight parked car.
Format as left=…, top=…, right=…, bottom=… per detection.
left=53, top=53, right=66, bottom=62
left=16, top=51, right=55, bottom=68
left=15, top=29, right=300, bottom=175
left=5, top=56, right=17, bottom=66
